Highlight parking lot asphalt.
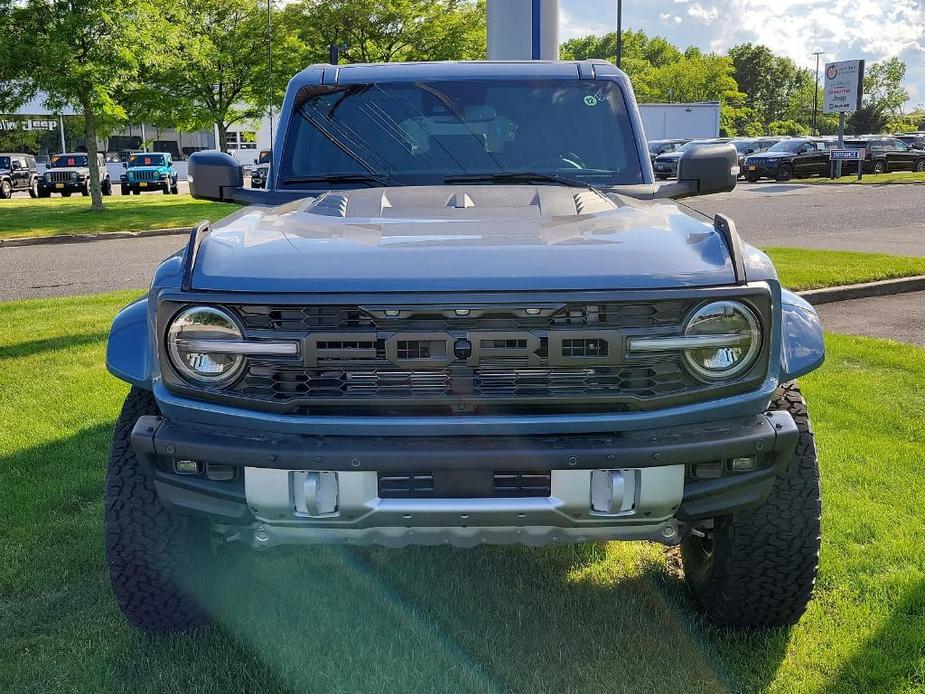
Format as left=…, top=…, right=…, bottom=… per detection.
left=1, top=181, right=924, bottom=302
left=813, top=291, right=925, bottom=347
left=685, top=181, right=925, bottom=256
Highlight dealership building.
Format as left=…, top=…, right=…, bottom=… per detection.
left=1, top=93, right=273, bottom=165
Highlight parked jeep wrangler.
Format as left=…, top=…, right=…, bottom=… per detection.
left=120, top=151, right=179, bottom=195
left=37, top=152, right=112, bottom=197
left=106, top=60, right=825, bottom=633
left=0, top=153, right=40, bottom=198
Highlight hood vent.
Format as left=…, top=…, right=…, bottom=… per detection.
left=309, top=192, right=350, bottom=218
left=573, top=189, right=616, bottom=215
left=446, top=192, right=476, bottom=209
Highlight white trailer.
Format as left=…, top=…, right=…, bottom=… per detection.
left=638, top=103, right=721, bottom=140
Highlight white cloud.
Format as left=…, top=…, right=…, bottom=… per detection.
left=559, top=0, right=925, bottom=107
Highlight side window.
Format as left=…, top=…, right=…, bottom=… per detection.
left=892, top=139, right=909, bottom=151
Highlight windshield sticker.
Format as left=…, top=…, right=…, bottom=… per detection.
left=583, top=95, right=599, bottom=107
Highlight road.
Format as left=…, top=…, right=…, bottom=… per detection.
left=814, top=291, right=925, bottom=347
left=1, top=181, right=924, bottom=302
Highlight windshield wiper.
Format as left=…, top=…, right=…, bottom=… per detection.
left=443, top=171, right=601, bottom=191
left=281, top=173, right=392, bottom=187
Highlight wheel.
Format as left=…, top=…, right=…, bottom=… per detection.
left=873, top=160, right=886, bottom=174
left=61, top=190, right=72, bottom=197
left=38, top=188, right=50, bottom=198
left=172, top=183, right=179, bottom=194
left=120, top=185, right=129, bottom=196
left=102, top=178, right=112, bottom=196
left=163, top=185, right=172, bottom=195
left=0, top=179, right=11, bottom=199
left=681, top=381, right=821, bottom=628
left=745, top=174, right=760, bottom=183
left=105, top=387, right=209, bottom=633
left=81, top=180, right=90, bottom=196
left=775, top=165, right=793, bottom=182
left=915, top=160, right=925, bottom=173
left=29, top=178, right=39, bottom=198
left=133, top=189, right=141, bottom=195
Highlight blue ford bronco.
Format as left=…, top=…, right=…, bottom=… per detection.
left=105, top=60, right=825, bottom=632
left=120, top=151, right=179, bottom=195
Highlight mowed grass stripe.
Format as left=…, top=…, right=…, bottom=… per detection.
left=1, top=291, right=924, bottom=693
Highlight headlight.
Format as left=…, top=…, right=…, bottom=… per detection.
left=167, top=306, right=245, bottom=385
left=70, top=171, right=78, bottom=180
left=45, top=173, right=51, bottom=181
left=681, top=301, right=761, bottom=380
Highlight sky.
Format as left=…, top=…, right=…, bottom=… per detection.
left=559, top=0, right=925, bottom=109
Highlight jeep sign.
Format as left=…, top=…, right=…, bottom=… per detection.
left=823, top=60, right=865, bottom=114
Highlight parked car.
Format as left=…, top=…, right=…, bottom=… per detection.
left=0, top=153, right=40, bottom=198
left=37, top=152, right=112, bottom=197
left=840, top=138, right=925, bottom=174
left=120, top=151, right=179, bottom=195
left=652, top=138, right=728, bottom=179
left=250, top=163, right=269, bottom=189
left=730, top=138, right=778, bottom=177
left=646, top=138, right=687, bottom=165
left=106, top=59, right=824, bottom=634
left=743, top=138, right=832, bottom=181
left=894, top=133, right=925, bottom=150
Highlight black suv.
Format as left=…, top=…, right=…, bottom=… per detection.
left=743, top=139, right=831, bottom=181
left=646, top=138, right=687, bottom=164
left=842, top=138, right=925, bottom=174
left=0, top=153, right=40, bottom=198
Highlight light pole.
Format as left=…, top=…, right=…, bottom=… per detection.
left=267, top=0, right=274, bottom=149
left=615, top=0, right=623, bottom=69
left=812, top=51, right=824, bottom=135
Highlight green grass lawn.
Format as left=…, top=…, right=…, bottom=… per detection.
left=765, top=247, right=925, bottom=291
left=2, top=291, right=923, bottom=693
left=801, top=171, right=925, bottom=185
left=0, top=194, right=238, bottom=239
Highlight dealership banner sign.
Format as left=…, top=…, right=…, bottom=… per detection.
left=0, top=117, right=59, bottom=131
left=823, top=60, right=865, bottom=114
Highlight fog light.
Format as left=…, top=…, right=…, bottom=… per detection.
left=384, top=310, right=400, bottom=317
left=173, top=459, right=201, bottom=475
left=525, top=308, right=541, bottom=315
left=730, top=457, right=757, bottom=472
left=454, top=309, right=471, bottom=316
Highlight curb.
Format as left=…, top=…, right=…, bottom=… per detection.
left=797, top=275, right=925, bottom=305
left=0, top=227, right=189, bottom=248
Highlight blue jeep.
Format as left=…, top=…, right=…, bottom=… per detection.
left=120, top=151, right=179, bottom=195
left=105, top=60, right=825, bottom=633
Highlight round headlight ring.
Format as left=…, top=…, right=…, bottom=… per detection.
left=167, top=305, right=245, bottom=386
left=682, top=300, right=761, bottom=381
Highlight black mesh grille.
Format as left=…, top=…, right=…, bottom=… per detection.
left=377, top=471, right=551, bottom=498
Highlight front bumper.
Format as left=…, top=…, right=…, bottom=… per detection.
left=744, top=161, right=781, bottom=178
left=132, top=410, right=799, bottom=547
left=39, top=179, right=83, bottom=192
left=123, top=179, right=170, bottom=191
left=652, top=160, right=678, bottom=177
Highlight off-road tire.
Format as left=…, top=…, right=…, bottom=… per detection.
left=29, top=178, right=39, bottom=198
left=61, top=190, right=71, bottom=197
left=873, top=160, right=886, bottom=174
left=916, top=159, right=925, bottom=173
left=0, top=179, right=11, bottom=199
left=37, top=188, right=50, bottom=198
left=775, top=165, right=793, bottom=182
left=102, top=178, right=112, bottom=196
left=120, top=185, right=130, bottom=196
left=163, top=184, right=172, bottom=195
left=745, top=174, right=760, bottom=183
left=105, top=387, right=209, bottom=632
left=681, top=381, right=821, bottom=629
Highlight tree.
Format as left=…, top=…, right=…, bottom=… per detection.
left=728, top=43, right=807, bottom=130
left=863, top=57, right=909, bottom=120
left=283, top=0, right=486, bottom=65
left=10, top=0, right=167, bottom=210
left=141, top=0, right=298, bottom=152
left=847, top=105, right=888, bottom=135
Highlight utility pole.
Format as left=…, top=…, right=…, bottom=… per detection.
left=267, top=0, right=273, bottom=149
left=812, top=51, right=824, bottom=135
left=615, top=0, right=623, bottom=69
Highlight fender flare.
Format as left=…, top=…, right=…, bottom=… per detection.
left=779, top=289, right=825, bottom=381
left=106, top=296, right=153, bottom=388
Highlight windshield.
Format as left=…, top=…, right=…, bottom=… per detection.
left=50, top=154, right=88, bottom=167
left=128, top=153, right=166, bottom=167
left=0, top=156, right=9, bottom=170
left=732, top=141, right=758, bottom=153
left=280, top=79, right=644, bottom=188
left=767, top=141, right=806, bottom=153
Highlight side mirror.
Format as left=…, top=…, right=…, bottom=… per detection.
left=188, top=150, right=244, bottom=201
left=673, top=143, right=737, bottom=197
left=746, top=148, right=755, bottom=154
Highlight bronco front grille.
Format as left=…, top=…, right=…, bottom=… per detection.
left=161, top=293, right=771, bottom=415
left=378, top=471, right=552, bottom=498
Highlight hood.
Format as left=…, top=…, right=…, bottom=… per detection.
left=191, top=185, right=738, bottom=292
left=46, top=166, right=89, bottom=174
left=654, top=152, right=682, bottom=163
left=748, top=151, right=792, bottom=161
left=127, top=166, right=168, bottom=174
